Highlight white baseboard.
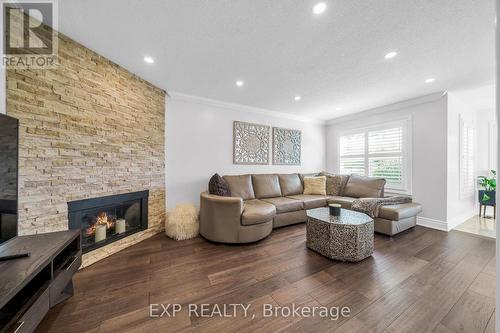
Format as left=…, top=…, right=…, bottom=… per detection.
left=416, top=217, right=449, bottom=231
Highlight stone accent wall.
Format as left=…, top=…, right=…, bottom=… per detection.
left=6, top=32, right=166, bottom=266
left=0, top=119, right=17, bottom=201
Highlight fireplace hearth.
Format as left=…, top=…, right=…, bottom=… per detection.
left=68, top=191, right=148, bottom=253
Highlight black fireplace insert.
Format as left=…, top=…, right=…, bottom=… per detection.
left=68, top=191, right=148, bottom=253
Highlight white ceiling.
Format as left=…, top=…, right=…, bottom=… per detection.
left=58, top=0, right=495, bottom=121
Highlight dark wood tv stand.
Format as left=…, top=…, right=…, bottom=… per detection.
left=0, top=230, right=81, bottom=333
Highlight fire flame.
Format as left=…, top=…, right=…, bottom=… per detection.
left=86, top=212, right=115, bottom=236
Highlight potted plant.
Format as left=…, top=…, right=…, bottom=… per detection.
left=478, top=170, right=496, bottom=206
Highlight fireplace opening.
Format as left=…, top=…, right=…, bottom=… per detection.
left=68, top=191, right=148, bottom=253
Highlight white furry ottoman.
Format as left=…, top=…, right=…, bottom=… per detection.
left=165, top=203, right=199, bottom=240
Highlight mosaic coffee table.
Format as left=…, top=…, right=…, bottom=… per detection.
left=306, top=207, right=374, bottom=262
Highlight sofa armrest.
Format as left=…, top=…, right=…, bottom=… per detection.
left=200, top=192, right=244, bottom=242
left=378, top=202, right=423, bottom=221
left=200, top=192, right=244, bottom=211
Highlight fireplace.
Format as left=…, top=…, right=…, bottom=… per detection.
left=68, top=191, right=148, bottom=253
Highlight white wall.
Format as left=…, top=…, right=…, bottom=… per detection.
left=166, top=94, right=326, bottom=209
left=446, top=93, right=478, bottom=229
left=449, top=84, right=496, bottom=175
left=325, top=93, right=449, bottom=225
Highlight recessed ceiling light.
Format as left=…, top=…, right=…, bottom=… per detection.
left=144, top=56, right=154, bottom=64
left=312, top=2, right=327, bottom=15
left=425, top=78, right=436, bottom=83
left=384, top=51, right=398, bottom=59
left=235, top=80, right=244, bottom=87
left=294, top=96, right=302, bottom=101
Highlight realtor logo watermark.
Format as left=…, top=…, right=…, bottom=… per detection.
left=150, top=303, right=351, bottom=321
left=1, top=0, right=58, bottom=68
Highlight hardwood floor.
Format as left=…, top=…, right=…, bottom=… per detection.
left=36, top=224, right=496, bottom=333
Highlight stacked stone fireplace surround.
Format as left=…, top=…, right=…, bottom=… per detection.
left=6, top=31, right=166, bottom=267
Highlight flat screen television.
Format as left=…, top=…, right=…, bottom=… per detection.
left=0, top=113, right=18, bottom=244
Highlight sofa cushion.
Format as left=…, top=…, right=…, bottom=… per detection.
left=327, top=196, right=357, bottom=209
left=287, top=194, right=327, bottom=209
left=299, top=173, right=319, bottom=185
left=343, top=175, right=386, bottom=198
left=223, top=175, right=255, bottom=200
left=208, top=173, right=231, bottom=196
left=261, top=197, right=304, bottom=213
left=319, top=172, right=350, bottom=196
left=273, top=210, right=307, bottom=228
left=378, top=203, right=423, bottom=221
left=278, top=174, right=303, bottom=196
left=252, top=174, right=282, bottom=198
left=242, top=200, right=276, bottom=226
left=303, top=176, right=327, bottom=195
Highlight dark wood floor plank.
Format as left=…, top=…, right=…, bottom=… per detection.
left=271, top=270, right=334, bottom=305
left=385, top=259, right=485, bottom=333
left=149, top=277, right=259, bottom=306
left=439, top=290, right=495, bottom=333
left=318, top=255, right=427, bottom=305
left=98, top=305, right=192, bottom=333
left=432, top=323, right=454, bottom=333
left=309, top=278, right=352, bottom=306
left=207, top=243, right=319, bottom=286
left=334, top=286, right=419, bottom=333
left=284, top=291, right=371, bottom=333
left=396, top=257, right=459, bottom=297
left=469, top=272, right=496, bottom=298
left=484, top=311, right=495, bottom=333
left=34, top=225, right=495, bottom=333
left=352, top=255, right=428, bottom=300
left=482, top=256, right=496, bottom=277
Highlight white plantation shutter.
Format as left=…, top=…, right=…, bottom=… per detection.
left=340, top=157, right=365, bottom=175
left=338, top=120, right=410, bottom=193
left=368, top=127, right=404, bottom=187
left=460, top=118, right=475, bottom=197
left=488, top=122, right=497, bottom=170
left=339, top=132, right=365, bottom=175
left=368, top=127, right=402, bottom=154
left=340, top=133, right=365, bottom=156
left=368, top=157, right=403, bottom=185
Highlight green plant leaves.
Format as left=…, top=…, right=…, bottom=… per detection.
left=478, top=170, right=497, bottom=191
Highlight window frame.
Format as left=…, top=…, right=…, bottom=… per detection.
left=459, top=116, right=476, bottom=199
left=337, top=117, right=413, bottom=195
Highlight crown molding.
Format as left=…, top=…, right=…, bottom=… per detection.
left=326, top=91, right=447, bottom=125
left=167, top=91, right=447, bottom=126
left=168, top=91, right=326, bottom=125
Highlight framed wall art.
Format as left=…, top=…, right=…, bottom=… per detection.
left=272, top=127, right=301, bottom=165
left=233, top=121, right=270, bottom=164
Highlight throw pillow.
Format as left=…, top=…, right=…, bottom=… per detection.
left=303, top=176, right=327, bottom=195
left=208, top=173, right=231, bottom=196
left=299, top=172, right=319, bottom=185
left=319, top=172, right=350, bottom=196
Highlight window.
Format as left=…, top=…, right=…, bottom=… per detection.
left=339, top=120, right=411, bottom=193
left=460, top=117, right=475, bottom=198
left=488, top=122, right=497, bottom=171
left=339, top=133, right=365, bottom=175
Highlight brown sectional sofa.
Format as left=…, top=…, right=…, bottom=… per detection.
left=199, top=173, right=422, bottom=243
